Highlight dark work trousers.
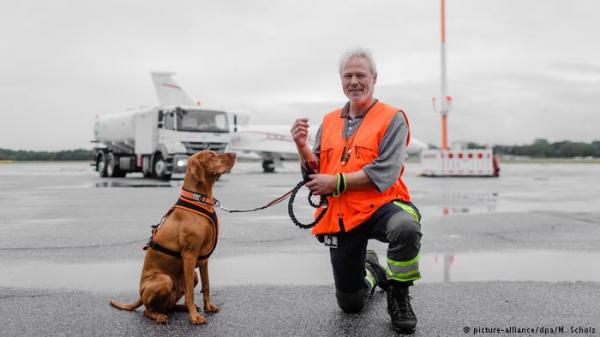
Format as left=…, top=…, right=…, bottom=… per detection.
left=329, top=201, right=422, bottom=313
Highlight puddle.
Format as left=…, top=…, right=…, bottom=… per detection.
left=414, top=191, right=499, bottom=217
left=1, top=250, right=599, bottom=292
left=409, top=163, right=600, bottom=216
left=423, top=250, right=600, bottom=283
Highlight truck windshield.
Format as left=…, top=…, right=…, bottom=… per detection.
left=176, top=109, right=229, bottom=133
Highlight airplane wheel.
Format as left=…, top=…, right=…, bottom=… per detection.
left=262, top=160, right=275, bottom=173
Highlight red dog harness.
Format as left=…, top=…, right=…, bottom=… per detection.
left=143, top=189, right=219, bottom=261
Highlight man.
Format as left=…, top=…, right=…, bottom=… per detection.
left=290, top=47, right=423, bottom=333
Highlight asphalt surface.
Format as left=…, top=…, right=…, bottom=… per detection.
left=1, top=161, right=600, bottom=336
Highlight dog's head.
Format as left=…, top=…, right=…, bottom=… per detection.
left=186, top=150, right=236, bottom=188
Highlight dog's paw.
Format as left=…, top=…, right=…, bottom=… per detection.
left=155, top=314, right=169, bottom=324
left=144, top=310, right=169, bottom=324
left=204, top=302, right=220, bottom=313
left=189, top=313, right=207, bottom=325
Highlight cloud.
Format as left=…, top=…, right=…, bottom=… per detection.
left=0, top=0, right=599, bottom=150
left=374, top=69, right=599, bottom=145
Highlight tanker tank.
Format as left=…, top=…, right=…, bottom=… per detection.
left=94, top=108, right=154, bottom=145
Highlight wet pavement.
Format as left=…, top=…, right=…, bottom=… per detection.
left=1, top=161, right=600, bottom=336
left=3, top=249, right=600, bottom=292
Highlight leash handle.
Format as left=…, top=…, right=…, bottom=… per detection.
left=287, top=180, right=328, bottom=229
left=301, top=160, right=319, bottom=182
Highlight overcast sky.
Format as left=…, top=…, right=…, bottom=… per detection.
left=1, top=0, right=598, bottom=150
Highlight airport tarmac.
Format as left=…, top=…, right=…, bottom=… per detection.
left=1, top=161, right=599, bottom=336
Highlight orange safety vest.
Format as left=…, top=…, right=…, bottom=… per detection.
left=312, top=101, right=411, bottom=235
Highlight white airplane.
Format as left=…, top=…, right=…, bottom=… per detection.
left=228, top=121, right=314, bottom=172
left=229, top=114, right=429, bottom=172
left=153, top=72, right=428, bottom=173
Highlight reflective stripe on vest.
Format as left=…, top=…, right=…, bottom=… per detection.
left=311, top=101, right=412, bottom=235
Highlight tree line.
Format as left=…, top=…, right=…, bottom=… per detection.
left=0, top=148, right=95, bottom=161
left=467, top=139, right=600, bottom=158
left=2, top=138, right=600, bottom=160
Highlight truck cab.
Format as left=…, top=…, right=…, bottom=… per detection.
left=151, top=107, right=230, bottom=179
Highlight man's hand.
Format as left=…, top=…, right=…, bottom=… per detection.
left=306, top=174, right=337, bottom=195
left=306, top=170, right=374, bottom=195
left=291, top=117, right=318, bottom=163
left=291, top=118, right=309, bottom=148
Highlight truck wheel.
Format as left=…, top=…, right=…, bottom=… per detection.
left=142, top=155, right=154, bottom=178
left=262, top=160, right=275, bottom=173
left=97, top=153, right=108, bottom=177
left=106, top=153, right=125, bottom=178
left=153, top=154, right=171, bottom=180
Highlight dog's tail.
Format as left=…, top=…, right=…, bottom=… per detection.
left=110, top=298, right=143, bottom=311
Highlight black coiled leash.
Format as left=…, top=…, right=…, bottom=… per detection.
left=287, top=180, right=328, bottom=229
left=217, top=179, right=328, bottom=229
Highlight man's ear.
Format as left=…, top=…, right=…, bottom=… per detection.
left=373, top=72, right=377, bottom=84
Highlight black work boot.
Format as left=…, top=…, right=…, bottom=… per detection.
left=387, top=281, right=417, bottom=333
left=365, top=250, right=388, bottom=294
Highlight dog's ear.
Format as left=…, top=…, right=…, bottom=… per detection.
left=189, top=154, right=207, bottom=183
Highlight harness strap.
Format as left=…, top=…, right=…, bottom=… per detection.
left=175, top=198, right=218, bottom=225
left=143, top=196, right=219, bottom=261
left=146, top=239, right=182, bottom=259
left=174, top=197, right=219, bottom=260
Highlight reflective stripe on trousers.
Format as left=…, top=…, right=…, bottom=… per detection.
left=386, top=255, right=421, bottom=282
left=386, top=201, right=421, bottom=282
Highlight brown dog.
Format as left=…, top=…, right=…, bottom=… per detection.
left=110, top=150, right=236, bottom=324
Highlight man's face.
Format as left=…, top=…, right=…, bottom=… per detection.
left=341, top=57, right=377, bottom=105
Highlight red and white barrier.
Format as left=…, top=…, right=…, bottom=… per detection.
left=420, top=149, right=499, bottom=177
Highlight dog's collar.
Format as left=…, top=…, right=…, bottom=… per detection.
left=180, top=188, right=219, bottom=207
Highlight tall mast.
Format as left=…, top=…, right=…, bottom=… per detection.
left=440, top=0, right=450, bottom=150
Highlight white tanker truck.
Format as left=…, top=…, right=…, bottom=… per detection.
left=93, top=72, right=231, bottom=180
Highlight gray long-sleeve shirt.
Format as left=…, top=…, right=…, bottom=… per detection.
left=311, top=101, right=408, bottom=192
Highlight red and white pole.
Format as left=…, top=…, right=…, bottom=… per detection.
left=440, top=0, right=450, bottom=150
